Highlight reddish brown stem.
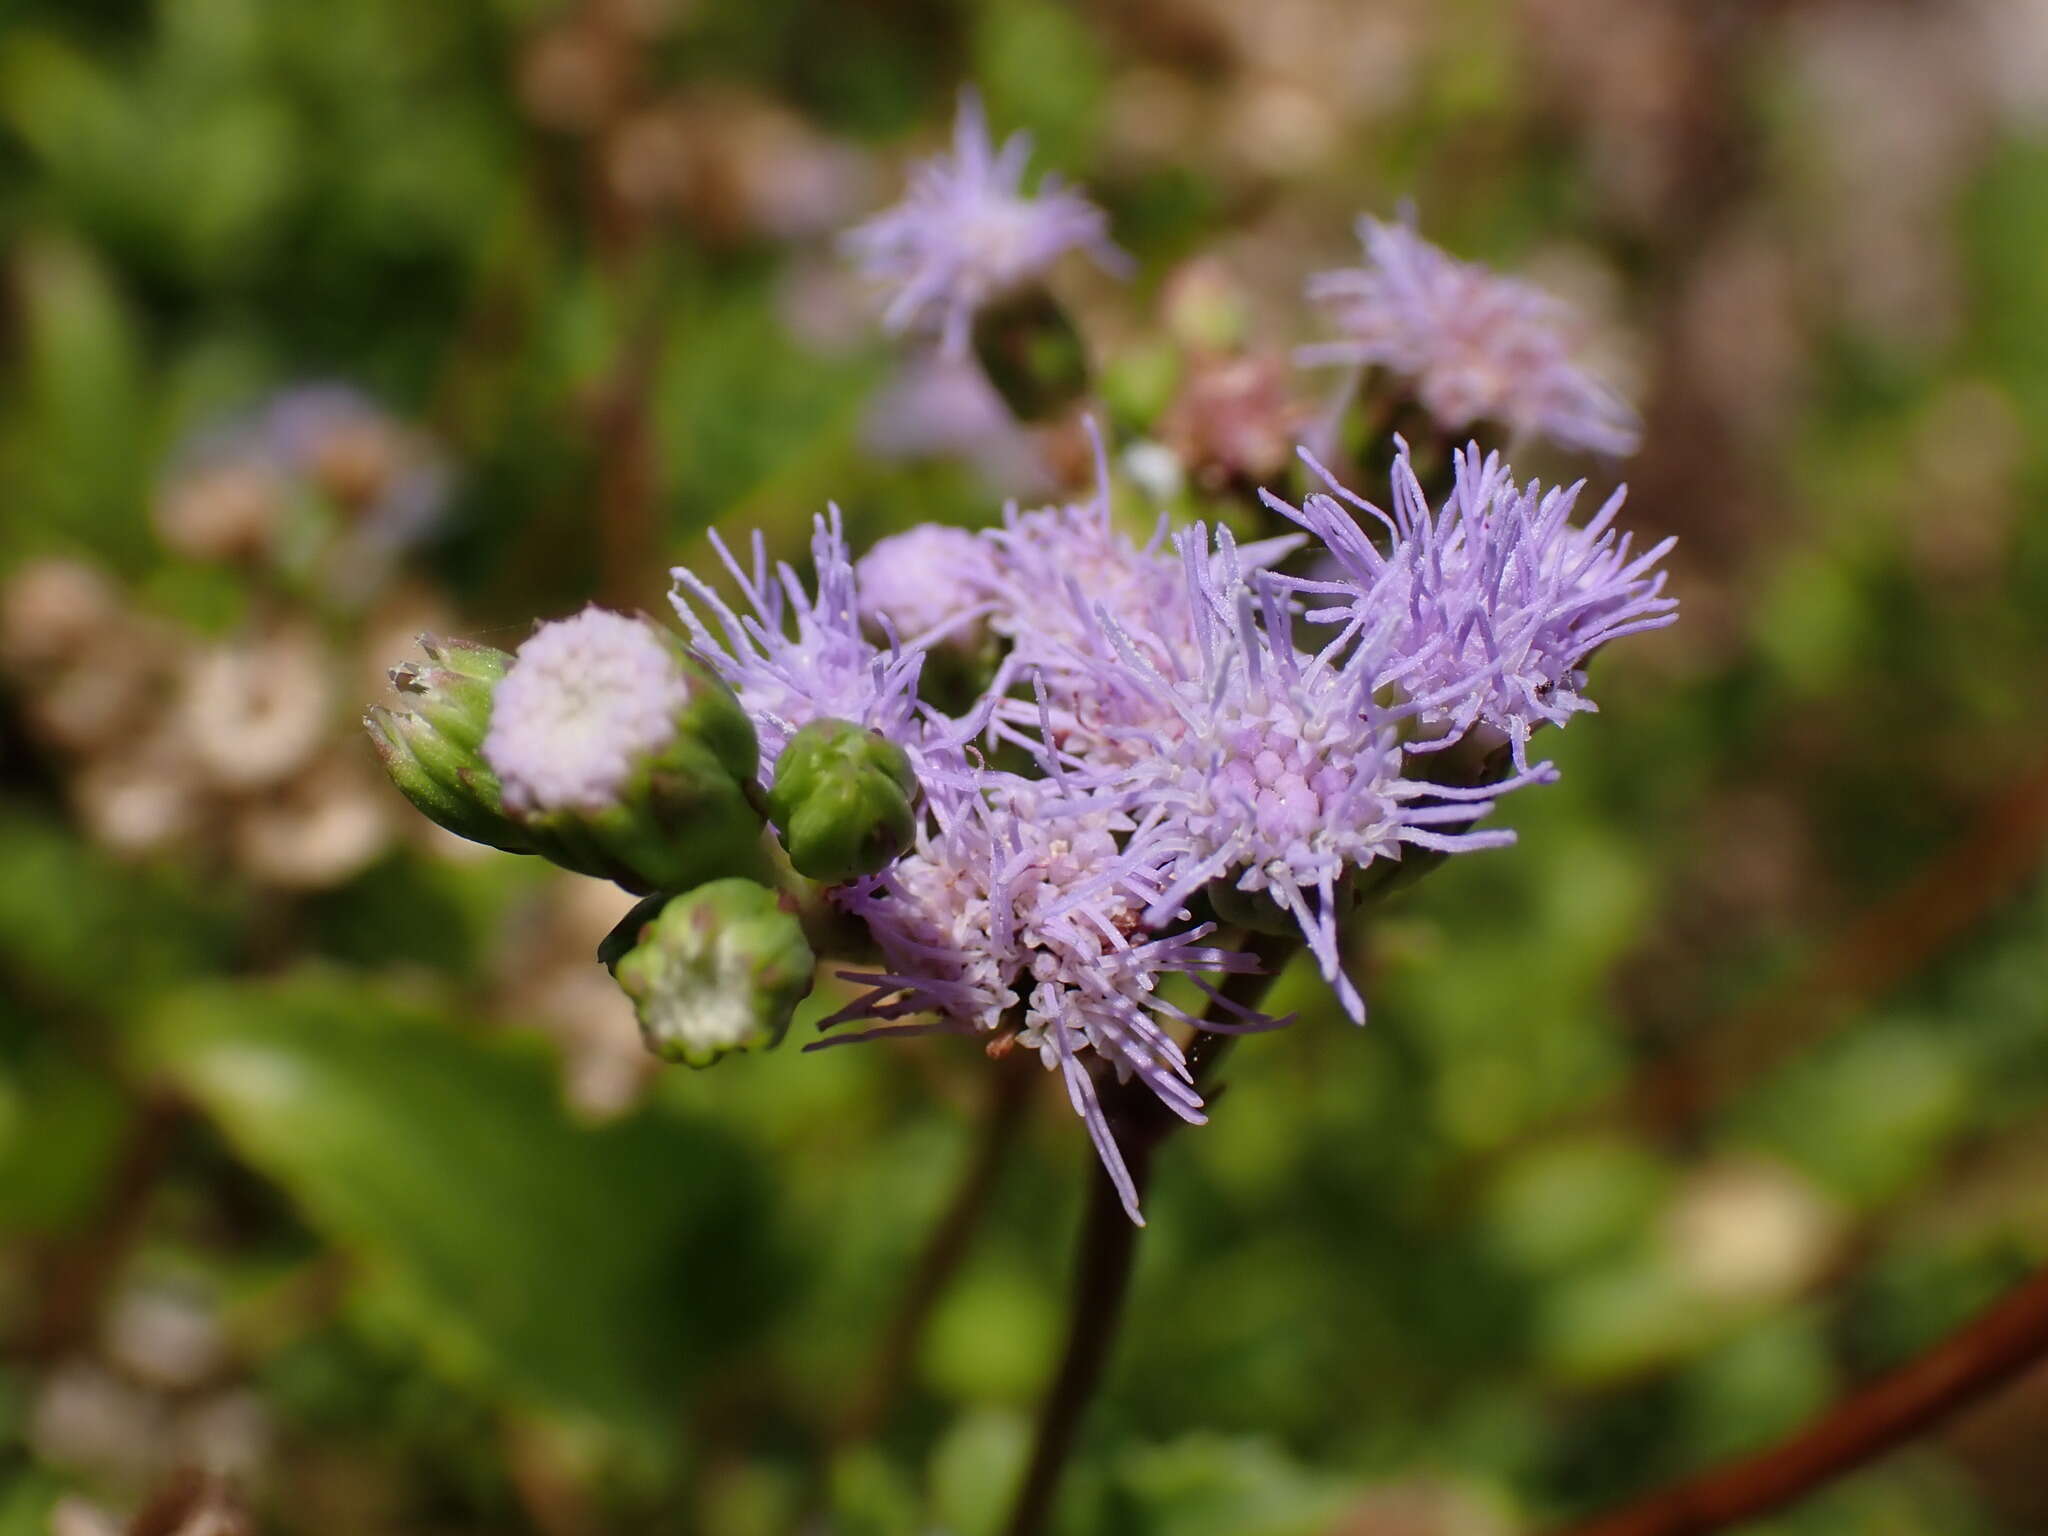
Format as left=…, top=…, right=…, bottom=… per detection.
left=1550, top=1259, right=2048, bottom=1536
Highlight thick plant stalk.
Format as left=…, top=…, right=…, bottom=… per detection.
left=1551, top=1258, right=2048, bottom=1536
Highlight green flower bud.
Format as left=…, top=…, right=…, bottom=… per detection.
left=611, top=879, right=816, bottom=1067
left=364, top=634, right=531, bottom=854
left=972, top=285, right=1090, bottom=425
left=766, top=718, right=917, bottom=884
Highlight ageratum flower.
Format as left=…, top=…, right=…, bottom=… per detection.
left=843, top=92, right=1127, bottom=358
left=1267, top=442, right=1677, bottom=769
left=672, top=508, right=929, bottom=769
left=1032, top=524, right=1549, bottom=1022
left=823, top=759, right=1266, bottom=1222
left=1299, top=213, right=1641, bottom=457
left=977, top=434, right=1301, bottom=768
left=853, top=523, right=1001, bottom=649
left=510, top=420, right=1676, bottom=1220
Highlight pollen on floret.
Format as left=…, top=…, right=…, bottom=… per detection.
left=483, top=607, right=691, bottom=815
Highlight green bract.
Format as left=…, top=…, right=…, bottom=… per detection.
left=971, top=285, right=1091, bottom=425
left=766, top=718, right=917, bottom=884
left=364, top=635, right=530, bottom=854
left=610, top=879, right=816, bottom=1068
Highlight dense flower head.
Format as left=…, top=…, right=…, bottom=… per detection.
left=1299, top=213, right=1641, bottom=457
left=484, top=607, right=693, bottom=814
left=823, top=759, right=1259, bottom=1221
left=976, top=438, right=1301, bottom=767
left=843, top=92, right=1127, bottom=357
left=1267, top=442, right=1678, bottom=768
left=1015, top=522, right=1551, bottom=1022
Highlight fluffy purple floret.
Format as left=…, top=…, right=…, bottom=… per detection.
left=1299, top=213, right=1641, bottom=457
left=1015, top=524, right=1551, bottom=1022
left=1266, top=442, right=1678, bottom=769
left=670, top=507, right=928, bottom=771
left=843, top=92, right=1128, bottom=358
left=818, top=758, right=1267, bottom=1222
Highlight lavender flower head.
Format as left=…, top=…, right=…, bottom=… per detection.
left=825, top=762, right=1261, bottom=1222
left=1268, top=442, right=1678, bottom=769
left=975, top=433, right=1302, bottom=766
left=1299, top=214, right=1641, bottom=457
left=843, top=92, right=1127, bottom=357
left=1019, top=522, right=1548, bottom=1023
left=484, top=607, right=693, bottom=814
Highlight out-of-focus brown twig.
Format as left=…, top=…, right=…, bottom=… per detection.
left=127, top=1469, right=254, bottom=1536
left=588, top=301, right=667, bottom=611
left=1547, top=1256, right=2048, bottom=1536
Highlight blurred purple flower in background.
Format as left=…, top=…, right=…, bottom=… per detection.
left=154, top=384, right=450, bottom=602
left=843, top=92, right=1128, bottom=356
left=1299, top=213, right=1641, bottom=456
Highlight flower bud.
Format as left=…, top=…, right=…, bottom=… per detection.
left=766, top=718, right=916, bottom=884
left=481, top=607, right=768, bottom=893
left=609, top=878, right=816, bottom=1067
left=971, top=285, right=1090, bottom=424
left=365, top=634, right=532, bottom=854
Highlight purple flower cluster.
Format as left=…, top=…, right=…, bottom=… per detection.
left=669, top=436, right=1674, bottom=1219
left=1270, top=443, right=1678, bottom=770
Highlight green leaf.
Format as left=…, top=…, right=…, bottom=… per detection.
left=141, top=973, right=776, bottom=1445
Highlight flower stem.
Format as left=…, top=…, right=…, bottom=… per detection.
left=1000, top=936, right=1297, bottom=1536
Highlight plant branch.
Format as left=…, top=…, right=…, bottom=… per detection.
left=1549, top=1257, right=2048, bottom=1536
left=1000, top=934, right=1298, bottom=1536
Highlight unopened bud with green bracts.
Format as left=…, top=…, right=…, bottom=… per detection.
left=364, top=634, right=532, bottom=853
left=766, top=718, right=917, bottom=884
left=607, top=878, right=816, bottom=1067
left=479, top=606, right=770, bottom=894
